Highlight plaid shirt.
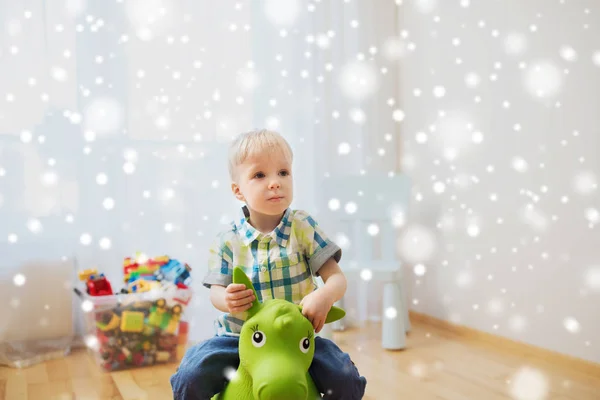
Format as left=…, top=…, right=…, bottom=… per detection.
left=202, top=206, right=342, bottom=336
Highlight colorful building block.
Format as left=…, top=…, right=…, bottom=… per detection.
left=120, top=311, right=145, bottom=332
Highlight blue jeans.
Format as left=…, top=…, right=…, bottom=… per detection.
left=170, top=335, right=367, bottom=400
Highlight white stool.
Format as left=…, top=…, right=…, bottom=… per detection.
left=381, top=280, right=407, bottom=350
left=318, top=173, right=413, bottom=350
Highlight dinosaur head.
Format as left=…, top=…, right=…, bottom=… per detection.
left=232, top=267, right=345, bottom=400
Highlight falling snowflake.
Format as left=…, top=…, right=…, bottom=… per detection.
left=433, top=181, right=446, bottom=194
left=392, top=109, right=405, bottom=122
left=10, top=298, right=20, bottom=308
left=344, top=202, right=358, bottom=214
left=51, top=67, right=68, bottom=82
left=264, top=0, right=299, bottom=26
left=465, top=72, right=481, bottom=88
left=584, top=208, right=598, bottom=224
left=413, top=264, right=426, bottom=276
left=328, top=198, right=340, bottom=211
left=563, top=317, right=580, bottom=333
left=523, top=61, right=562, bottom=99
left=13, top=274, right=26, bottom=286
left=349, top=108, right=366, bottom=124
left=367, top=224, right=379, bottom=236
left=334, top=233, right=350, bottom=250
left=84, top=97, right=123, bottom=135
left=382, top=37, right=408, bottom=60
left=559, top=46, right=577, bottom=62
left=96, top=173, right=108, bottom=185
left=41, top=171, right=59, bottom=186
left=97, top=237, right=111, bottom=250
left=466, top=224, right=480, bottom=237
left=520, top=206, right=549, bottom=232
left=81, top=300, right=94, bottom=313
left=384, top=307, right=397, bottom=319
left=103, top=198, right=115, bottom=210
left=65, top=0, right=86, bottom=17
left=391, top=207, right=406, bottom=228
left=123, top=162, right=136, bottom=174
left=433, top=111, right=474, bottom=158
left=397, top=225, right=437, bottom=264
left=237, top=68, right=259, bottom=92
left=80, top=234, right=93, bottom=246
left=85, top=335, right=100, bottom=350
left=223, top=366, right=238, bottom=381
left=504, top=32, right=527, bottom=56
left=508, top=366, right=549, bottom=400
left=512, top=157, right=529, bottom=173
left=509, top=315, right=527, bottom=332
left=360, top=269, right=373, bottom=281
left=433, top=86, right=446, bottom=98
left=27, top=218, right=43, bottom=234
left=338, top=61, right=379, bottom=101
left=584, top=266, right=600, bottom=291
left=337, top=142, right=351, bottom=155
left=413, top=0, right=437, bottom=14
left=572, top=171, right=597, bottom=195
left=408, top=362, right=428, bottom=379
left=593, top=50, right=600, bottom=66
left=487, top=298, right=504, bottom=315
left=455, top=271, right=473, bottom=288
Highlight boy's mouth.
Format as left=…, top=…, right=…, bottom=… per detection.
left=267, top=196, right=284, bottom=201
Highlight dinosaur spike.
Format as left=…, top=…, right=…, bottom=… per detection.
left=232, top=267, right=261, bottom=316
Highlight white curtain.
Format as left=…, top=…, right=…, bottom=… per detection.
left=0, top=0, right=403, bottom=342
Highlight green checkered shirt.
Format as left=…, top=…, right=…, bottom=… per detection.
left=202, top=206, right=342, bottom=336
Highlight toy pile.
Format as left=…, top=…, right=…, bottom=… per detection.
left=76, top=253, right=193, bottom=371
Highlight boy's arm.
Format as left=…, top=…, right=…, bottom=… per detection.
left=210, top=283, right=256, bottom=313
left=300, top=257, right=346, bottom=333
left=210, top=285, right=229, bottom=313
left=315, top=258, right=347, bottom=304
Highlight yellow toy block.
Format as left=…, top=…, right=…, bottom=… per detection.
left=97, top=313, right=121, bottom=332
left=165, top=318, right=180, bottom=335
left=128, top=279, right=161, bottom=293
left=154, top=255, right=170, bottom=263
left=120, top=311, right=145, bottom=333
left=78, top=268, right=98, bottom=281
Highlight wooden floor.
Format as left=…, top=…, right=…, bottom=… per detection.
left=1, top=319, right=599, bottom=400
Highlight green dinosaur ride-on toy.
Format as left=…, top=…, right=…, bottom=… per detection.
left=212, top=267, right=346, bottom=400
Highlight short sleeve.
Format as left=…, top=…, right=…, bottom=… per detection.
left=294, top=211, right=342, bottom=276
left=202, top=236, right=234, bottom=289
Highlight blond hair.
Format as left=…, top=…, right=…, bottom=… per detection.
left=228, top=129, right=293, bottom=180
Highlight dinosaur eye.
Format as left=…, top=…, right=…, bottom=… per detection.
left=299, top=337, right=310, bottom=353
left=252, top=331, right=266, bottom=347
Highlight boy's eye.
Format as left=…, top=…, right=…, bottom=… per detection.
left=279, top=170, right=290, bottom=177
left=253, top=172, right=265, bottom=179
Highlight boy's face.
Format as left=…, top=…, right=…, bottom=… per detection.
left=231, top=149, right=293, bottom=216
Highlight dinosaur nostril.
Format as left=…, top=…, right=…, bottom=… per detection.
left=273, top=315, right=293, bottom=331
left=257, top=382, right=307, bottom=400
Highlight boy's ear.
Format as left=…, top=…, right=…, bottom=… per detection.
left=231, top=182, right=245, bottom=202
left=233, top=267, right=260, bottom=316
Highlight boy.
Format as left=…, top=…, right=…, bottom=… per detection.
left=170, top=129, right=367, bottom=399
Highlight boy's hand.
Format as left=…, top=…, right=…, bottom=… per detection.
left=225, top=284, right=255, bottom=313
left=300, top=290, right=334, bottom=333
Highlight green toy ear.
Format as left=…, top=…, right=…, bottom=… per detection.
left=297, top=304, right=346, bottom=324
left=232, top=267, right=261, bottom=316
left=325, top=305, right=345, bottom=324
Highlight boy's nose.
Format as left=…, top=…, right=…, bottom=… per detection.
left=268, top=180, right=281, bottom=189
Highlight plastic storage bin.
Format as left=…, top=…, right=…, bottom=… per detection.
left=78, top=287, right=192, bottom=371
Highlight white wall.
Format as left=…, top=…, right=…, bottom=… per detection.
left=399, top=0, right=600, bottom=363
left=0, top=0, right=402, bottom=345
